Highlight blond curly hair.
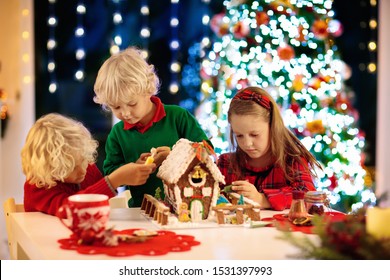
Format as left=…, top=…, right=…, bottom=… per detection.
left=21, top=113, right=98, bottom=188
left=93, top=46, right=160, bottom=110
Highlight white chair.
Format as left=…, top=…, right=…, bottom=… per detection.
left=3, top=198, right=25, bottom=260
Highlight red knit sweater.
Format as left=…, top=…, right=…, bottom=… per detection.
left=217, top=153, right=316, bottom=210
left=24, top=164, right=115, bottom=216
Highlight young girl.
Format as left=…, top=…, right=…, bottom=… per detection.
left=93, top=46, right=210, bottom=207
left=21, top=113, right=155, bottom=216
left=217, top=87, right=322, bottom=210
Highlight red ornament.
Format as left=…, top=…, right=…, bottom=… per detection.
left=328, top=175, right=337, bottom=191
left=290, top=102, right=300, bottom=114
left=210, top=13, right=229, bottom=37
left=311, top=19, right=329, bottom=40
left=296, top=25, right=306, bottom=42
left=232, top=21, right=250, bottom=39
left=277, top=45, right=295, bottom=61
left=237, top=79, right=249, bottom=89
left=305, top=6, right=314, bottom=13
left=255, top=11, right=269, bottom=26
left=245, top=36, right=258, bottom=48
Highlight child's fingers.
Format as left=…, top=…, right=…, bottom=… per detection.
left=232, top=180, right=247, bottom=185
left=140, top=152, right=151, bottom=160
left=233, top=186, right=248, bottom=192
left=156, top=146, right=170, bottom=153
left=141, top=163, right=155, bottom=171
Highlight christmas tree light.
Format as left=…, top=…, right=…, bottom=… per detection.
left=190, top=0, right=375, bottom=212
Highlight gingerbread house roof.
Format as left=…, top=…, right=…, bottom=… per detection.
left=157, top=138, right=225, bottom=185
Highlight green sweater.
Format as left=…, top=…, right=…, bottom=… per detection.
left=104, top=104, right=210, bottom=207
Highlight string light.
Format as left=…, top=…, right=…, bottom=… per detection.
left=201, top=0, right=211, bottom=52
left=179, top=0, right=213, bottom=112
left=140, top=0, right=150, bottom=58
left=367, top=0, right=378, bottom=74
left=74, top=1, right=86, bottom=81
left=169, top=0, right=181, bottom=94
left=21, top=7, right=32, bottom=86
left=47, top=0, right=57, bottom=93
left=200, top=0, right=212, bottom=96
left=110, top=0, right=123, bottom=55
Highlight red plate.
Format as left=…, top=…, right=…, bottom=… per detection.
left=261, top=211, right=347, bottom=234
left=273, top=211, right=345, bottom=222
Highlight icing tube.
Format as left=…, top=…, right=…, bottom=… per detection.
left=145, top=148, right=157, bottom=165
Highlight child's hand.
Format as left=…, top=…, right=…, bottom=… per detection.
left=137, top=153, right=152, bottom=164
left=126, top=163, right=155, bottom=185
left=231, top=180, right=263, bottom=203
left=153, top=146, right=170, bottom=166
left=108, top=163, right=155, bottom=187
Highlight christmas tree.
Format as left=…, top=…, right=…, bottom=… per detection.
left=188, top=0, right=375, bottom=212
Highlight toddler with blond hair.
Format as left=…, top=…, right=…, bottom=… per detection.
left=21, top=113, right=155, bottom=215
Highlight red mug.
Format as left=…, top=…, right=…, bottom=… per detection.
left=57, top=194, right=110, bottom=237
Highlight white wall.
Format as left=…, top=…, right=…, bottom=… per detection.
left=0, top=0, right=34, bottom=259
left=376, top=0, right=390, bottom=207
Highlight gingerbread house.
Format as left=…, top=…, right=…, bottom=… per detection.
left=157, top=138, right=225, bottom=222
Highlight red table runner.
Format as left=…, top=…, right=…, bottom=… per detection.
left=58, top=228, right=200, bottom=257
left=262, top=211, right=346, bottom=234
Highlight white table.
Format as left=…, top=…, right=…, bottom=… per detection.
left=10, top=208, right=315, bottom=260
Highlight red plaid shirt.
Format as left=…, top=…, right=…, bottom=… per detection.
left=217, top=153, right=316, bottom=210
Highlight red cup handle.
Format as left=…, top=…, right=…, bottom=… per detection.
left=57, top=205, right=73, bottom=231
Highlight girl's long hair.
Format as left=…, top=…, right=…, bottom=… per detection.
left=228, top=86, right=322, bottom=181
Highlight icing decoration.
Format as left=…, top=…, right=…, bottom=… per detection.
left=191, top=140, right=216, bottom=162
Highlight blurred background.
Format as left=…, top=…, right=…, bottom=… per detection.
left=30, top=0, right=377, bottom=167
